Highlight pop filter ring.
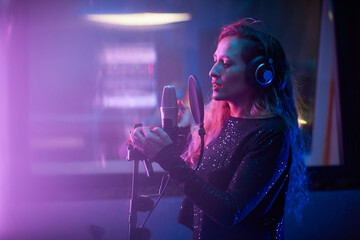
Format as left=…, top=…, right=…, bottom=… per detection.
left=188, top=75, right=206, bottom=170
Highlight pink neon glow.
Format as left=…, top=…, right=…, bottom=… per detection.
left=0, top=10, right=10, bottom=237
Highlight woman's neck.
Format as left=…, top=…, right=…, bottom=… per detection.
left=228, top=101, right=253, bottom=118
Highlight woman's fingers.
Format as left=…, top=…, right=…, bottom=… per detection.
left=178, top=100, right=188, bottom=112
left=177, top=101, right=191, bottom=128
left=151, top=127, right=173, bottom=143
left=132, top=127, right=144, bottom=141
left=128, top=126, right=173, bottom=158
left=130, top=127, right=145, bottom=151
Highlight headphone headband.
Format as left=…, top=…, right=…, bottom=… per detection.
left=245, top=22, right=275, bottom=88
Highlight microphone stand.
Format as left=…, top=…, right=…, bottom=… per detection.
left=126, top=120, right=178, bottom=240
left=194, top=122, right=206, bottom=171
left=127, top=124, right=153, bottom=240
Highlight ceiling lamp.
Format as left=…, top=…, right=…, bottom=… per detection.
left=86, top=13, right=191, bottom=26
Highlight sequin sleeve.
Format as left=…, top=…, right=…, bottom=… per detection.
left=152, top=128, right=289, bottom=229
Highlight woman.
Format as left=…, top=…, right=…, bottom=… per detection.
left=130, top=18, right=308, bottom=240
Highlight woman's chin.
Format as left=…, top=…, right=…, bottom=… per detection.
left=212, top=94, right=224, bottom=101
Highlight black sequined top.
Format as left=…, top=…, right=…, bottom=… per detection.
left=153, top=116, right=291, bottom=240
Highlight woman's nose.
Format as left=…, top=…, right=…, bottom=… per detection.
left=209, top=63, right=220, bottom=78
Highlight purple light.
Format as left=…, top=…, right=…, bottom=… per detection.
left=0, top=13, right=10, bottom=237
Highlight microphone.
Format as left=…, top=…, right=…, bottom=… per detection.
left=160, top=85, right=178, bottom=143
left=128, top=86, right=178, bottom=177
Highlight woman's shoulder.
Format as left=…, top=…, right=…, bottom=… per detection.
left=227, top=115, right=290, bottom=148
left=231, top=115, right=288, bottom=133
left=248, top=116, right=290, bottom=144
left=261, top=116, right=288, bottom=133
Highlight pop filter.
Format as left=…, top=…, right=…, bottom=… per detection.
left=188, top=75, right=206, bottom=170
left=188, top=75, right=204, bottom=125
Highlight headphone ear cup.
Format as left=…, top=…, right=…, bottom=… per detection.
left=246, top=56, right=275, bottom=88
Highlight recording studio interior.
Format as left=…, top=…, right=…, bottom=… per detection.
left=0, top=0, right=359, bottom=239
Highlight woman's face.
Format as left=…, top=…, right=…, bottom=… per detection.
left=209, top=36, right=257, bottom=105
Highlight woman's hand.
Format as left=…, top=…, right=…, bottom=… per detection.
left=178, top=100, right=191, bottom=128
left=129, top=126, right=173, bottom=159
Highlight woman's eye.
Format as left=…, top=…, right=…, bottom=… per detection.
left=223, top=62, right=232, bottom=68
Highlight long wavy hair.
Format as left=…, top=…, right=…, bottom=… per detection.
left=182, top=18, right=309, bottom=221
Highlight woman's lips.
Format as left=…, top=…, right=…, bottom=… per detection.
left=212, top=83, right=223, bottom=89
